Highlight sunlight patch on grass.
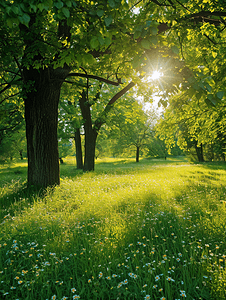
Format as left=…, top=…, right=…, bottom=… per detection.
left=0, top=159, right=226, bottom=299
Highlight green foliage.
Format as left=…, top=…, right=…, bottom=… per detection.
left=58, top=139, right=74, bottom=160
left=106, top=97, right=152, bottom=158
left=0, top=97, right=25, bottom=162
left=156, top=90, right=226, bottom=162
left=0, top=159, right=226, bottom=299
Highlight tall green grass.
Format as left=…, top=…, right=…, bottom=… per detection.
left=0, top=157, right=226, bottom=299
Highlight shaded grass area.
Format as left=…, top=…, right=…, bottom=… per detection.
left=0, top=157, right=226, bottom=299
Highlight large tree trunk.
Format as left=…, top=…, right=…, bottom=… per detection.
left=74, top=128, right=83, bottom=169
left=23, top=67, right=68, bottom=187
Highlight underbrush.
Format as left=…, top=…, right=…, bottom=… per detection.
left=0, top=159, right=226, bottom=299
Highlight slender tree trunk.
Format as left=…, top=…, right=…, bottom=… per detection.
left=19, top=150, right=23, bottom=160
left=83, top=128, right=98, bottom=171
left=136, top=146, right=140, bottom=162
left=79, top=90, right=98, bottom=171
left=23, top=67, right=68, bottom=187
left=74, top=128, right=83, bottom=169
left=195, top=142, right=204, bottom=162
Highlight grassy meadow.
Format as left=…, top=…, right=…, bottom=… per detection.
left=0, top=157, right=226, bottom=300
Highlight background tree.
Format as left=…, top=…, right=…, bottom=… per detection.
left=58, top=138, right=74, bottom=163
left=58, top=93, right=84, bottom=169
left=156, top=90, right=226, bottom=162
left=105, top=96, right=154, bottom=162
left=0, top=94, right=25, bottom=162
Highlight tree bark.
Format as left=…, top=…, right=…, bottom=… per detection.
left=74, top=128, right=83, bottom=169
left=195, top=142, right=204, bottom=162
left=83, top=127, right=98, bottom=171
left=23, top=67, right=68, bottom=187
left=79, top=90, right=98, bottom=171
left=136, top=146, right=140, bottom=163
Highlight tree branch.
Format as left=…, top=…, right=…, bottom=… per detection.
left=147, top=0, right=171, bottom=7
left=0, top=74, right=21, bottom=96
left=174, top=0, right=191, bottom=12
left=93, top=81, right=136, bottom=132
left=0, top=92, right=20, bottom=105
left=188, top=11, right=226, bottom=18
left=180, top=11, right=226, bottom=26
left=66, top=72, right=121, bottom=86
left=108, top=81, right=136, bottom=106
left=64, top=80, right=87, bottom=88
left=0, top=121, right=22, bottom=133
left=128, top=0, right=143, bottom=12
left=203, top=33, right=217, bottom=45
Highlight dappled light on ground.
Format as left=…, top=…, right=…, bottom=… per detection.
left=0, top=158, right=226, bottom=299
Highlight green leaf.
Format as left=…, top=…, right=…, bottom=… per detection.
left=98, top=36, right=105, bottom=45
left=187, top=87, right=196, bottom=98
left=18, top=13, right=30, bottom=26
left=104, top=37, right=111, bottom=46
left=75, top=54, right=82, bottom=65
left=37, top=3, right=44, bottom=11
left=65, top=55, right=71, bottom=64
left=104, top=15, right=112, bottom=27
left=149, top=36, right=157, bottom=45
left=84, top=53, right=95, bottom=64
left=6, top=6, right=11, bottom=15
left=150, top=27, right=158, bottom=35
left=141, top=39, right=150, bottom=49
left=11, top=6, right=19, bottom=14
left=89, top=10, right=96, bottom=16
left=207, top=94, right=217, bottom=106
left=97, top=10, right=104, bottom=17
left=30, top=4, right=37, bottom=12
left=108, top=0, right=115, bottom=8
left=6, top=18, right=14, bottom=28
left=132, top=56, right=142, bottom=69
left=216, top=91, right=224, bottom=99
left=198, top=81, right=206, bottom=91
left=55, top=1, right=64, bottom=9
left=65, top=1, right=72, bottom=7
left=62, top=7, right=70, bottom=18
left=205, top=98, right=214, bottom=107
left=205, top=83, right=212, bottom=92
left=19, top=3, right=28, bottom=12
left=171, top=46, right=179, bottom=55
left=146, top=20, right=152, bottom=27
left=90, top=37, right=99, bottom=49
left=134, top=30, right=141, bottom=39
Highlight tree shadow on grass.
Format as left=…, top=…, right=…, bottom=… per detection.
left=1, top=162, right=225, bottom=299
left=60, top=156, right=190, bottom=179
left=0, top=182, right=48, bottom=221
left=0, top=164, right=27, bottom=186
left=1, top=187, right=217, bottom=299
left=199, top=161, right=226, bottom=171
